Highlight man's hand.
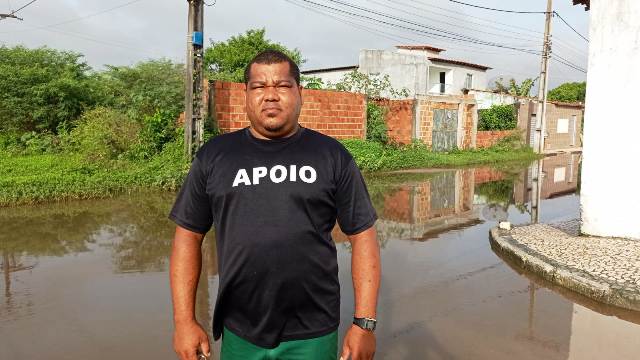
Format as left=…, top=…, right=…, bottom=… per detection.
left=340, top=324, right=376, bottom=360
left=173, top=320, right=211, bottom=360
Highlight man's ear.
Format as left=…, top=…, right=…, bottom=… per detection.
left=298, top=85, right=304, bottom=105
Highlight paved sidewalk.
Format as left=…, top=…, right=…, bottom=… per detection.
left=490, top=219, right=640, bottom=311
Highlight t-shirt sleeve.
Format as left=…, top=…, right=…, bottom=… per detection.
left=335, top=156, right=378, bottom=235
left=168, top=156, right=213, bottom=235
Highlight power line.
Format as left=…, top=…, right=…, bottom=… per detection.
left=368, top=0, right=540, bottom=43
left=448, top=0, right=548, bottom=14
left=396, top=0, right=543, bottom=36
left=10, top=0, right=35, bottom=14
left=552, top=53, right=586, bottom=73
left=553, top=11, right=588, bottom=42
left=314, top=0, right=541, bottom=51
left=288, top=0, right=521, bottom=56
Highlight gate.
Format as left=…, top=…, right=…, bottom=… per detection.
left=432, top=109, right=458, bottom=151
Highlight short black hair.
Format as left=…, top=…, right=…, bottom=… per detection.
left=244, top=49, right=301, bottom=86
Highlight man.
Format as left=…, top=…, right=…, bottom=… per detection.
left=169, top=49, right=380, bottom=360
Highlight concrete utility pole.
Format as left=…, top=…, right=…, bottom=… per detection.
left=184, top=0, right=205, bottom=160
left=535, top=0, right=553, bottom=154
left=531, top=0, right=553, bottom=223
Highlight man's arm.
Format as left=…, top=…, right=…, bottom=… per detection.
left=340, top=225, right=381, bottom=360
left=170, top=225, right=211, bottom=360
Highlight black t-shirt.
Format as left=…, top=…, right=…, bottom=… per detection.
left=168, top=125, right=378, bottom=348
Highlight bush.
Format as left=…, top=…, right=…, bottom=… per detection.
left=366, top=102, right=388, bottom=144
left=547, top=82, right=586, bottom=103
left=0, top=45, right=95, bottom=133
left=478, top=104, right=517, bottom=131
left=67, top=107, right=140, bottom=161
left=92, top=59, right=185, bottom=121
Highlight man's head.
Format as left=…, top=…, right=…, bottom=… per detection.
left=244, top=50, right=303, bottom=138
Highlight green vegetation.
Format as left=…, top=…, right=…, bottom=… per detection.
left=341, top=138, right=538, bottom=173
left=547, top=82, right=586, bottom=103
left=204, top=28, right=303, bottom=82
left=492, top=77, right=538, bottom=97
left=0, top=41, right=538, bottom=207
left=478, top=104, right=517, bottom=131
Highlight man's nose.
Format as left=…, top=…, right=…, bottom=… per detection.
left=264, top=85, right=279, bottom=101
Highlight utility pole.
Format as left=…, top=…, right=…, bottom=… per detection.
left=184, top=0, right=205, bottom=160
left=531, top=0, right=553, bottom=224
left=535, top=0, right=553, bottom=154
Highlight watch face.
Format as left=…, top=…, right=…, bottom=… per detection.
left=355, top=318, right=377, bottom=331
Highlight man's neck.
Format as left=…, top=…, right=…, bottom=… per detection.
left=249, top=123, right=299, bottom=140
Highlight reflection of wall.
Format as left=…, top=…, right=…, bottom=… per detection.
left=513, top=154, right=580, bottom=204
left=371, top=170, right=477, bottom=242
left=569, top=304, right=640, bottom=359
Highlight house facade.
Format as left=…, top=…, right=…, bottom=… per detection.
left=302, top=45, right=491, bottom=98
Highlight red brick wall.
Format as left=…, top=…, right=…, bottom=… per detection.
left=474, top=167, right=505, bottom=184
left=476, top=130, right=515, bottom=148
left=210, top=81, right=367, bottom=139
left=373, top=99, right=415, bottom=144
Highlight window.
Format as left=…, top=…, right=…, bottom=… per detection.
left=464, top=73, right=473, bottom=89
left=557, top=118, right=569, bottom=133
left=439, top=72, right=446, bottom=93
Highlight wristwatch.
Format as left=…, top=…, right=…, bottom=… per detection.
left=353, top=317, right=377, bottom=332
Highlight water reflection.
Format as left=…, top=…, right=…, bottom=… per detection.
left=2, top=156, right=639, bottom=360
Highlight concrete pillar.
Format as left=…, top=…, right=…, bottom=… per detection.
left=580, top=0, right=640, bottom=240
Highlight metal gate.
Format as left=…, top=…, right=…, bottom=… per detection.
left=432, top=109, right=458, bottom=151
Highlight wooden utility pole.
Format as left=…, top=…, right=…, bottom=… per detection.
left=184, top=0, right=205, bottom=160
left=531, top=0, right=553, bottom=224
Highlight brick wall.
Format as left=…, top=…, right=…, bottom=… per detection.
left=415, top=95, right=477, bottom=150
left=373, top=99, right=416, bottom=144
left=210, top=80, right=367, bottom=139
left=474, top=167, right=506, bottom=184
left=476, top=130, right=516, bottom=148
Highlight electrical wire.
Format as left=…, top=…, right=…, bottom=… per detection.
left=289, top=0, right=519, bottom=56
left=368, top=0, right=540, bottom=43
left=396, top=0, right=543, bottom=36
left=293, top=0, right=542, bottom=55
left=553, top=11, right=588, bottom=42
left=9, top=0, right=35, bottom=14
left=448, top=0, right=548, bottom=14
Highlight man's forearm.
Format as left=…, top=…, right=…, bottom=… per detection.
left=170, top=226, right=205, bottom=325
left=349, top=226, right=381, bottom=318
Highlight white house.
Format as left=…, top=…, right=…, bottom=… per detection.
left=301, top=45, right=491, bottom=98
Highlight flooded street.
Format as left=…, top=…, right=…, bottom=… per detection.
left=2, top=154, right=639, bottom=359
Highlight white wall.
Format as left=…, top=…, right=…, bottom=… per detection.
left=359, top=49, right=428, bottom=98
left=580, top=0, right=640, bottom=240
left=302, top=68, right=354, bottom=88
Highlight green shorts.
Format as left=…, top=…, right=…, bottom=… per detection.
left=220, top=327, right=338, bottom=360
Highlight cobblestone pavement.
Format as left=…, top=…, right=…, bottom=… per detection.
left=490, top=219, right=640, bottom=311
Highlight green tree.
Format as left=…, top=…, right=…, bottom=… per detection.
left=493, top=77, right=538, bottom=97
left=329, top=70, right=409, bottom=99
left=0, top=46, right=94, bottom=133
left=92, top=59, right=185, bottom=121
left=478, top=104, right=517, bottom=131
left=204, top=28, right=303, bottom=82
left=547, top=82, right=586, bottom=103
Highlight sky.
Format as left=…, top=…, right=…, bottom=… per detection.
left=0, top=0, right=589, bottom=89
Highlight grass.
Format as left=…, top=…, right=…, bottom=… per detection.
left=341, top=139, right=540, bottom=173
left=0, top=139, right=540, bottom=207
left=0, top=141, right=188, bottom=206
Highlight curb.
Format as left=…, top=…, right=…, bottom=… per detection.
left=489, top=227, right=640, bottom=312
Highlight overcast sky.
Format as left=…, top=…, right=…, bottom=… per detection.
left=0, top=0, right=589, bottom=88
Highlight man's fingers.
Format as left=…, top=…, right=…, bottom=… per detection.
left=340, top=345, right=351, bottom=360
left=199, top=335, right=211, bottom=357
left=178, top=348, right=196, bottom=360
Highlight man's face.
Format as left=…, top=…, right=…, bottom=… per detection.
left=245, top=62, right=303, bottom=136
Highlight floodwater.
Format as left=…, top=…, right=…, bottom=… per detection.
left=1, top=153, right=639, bottom=360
